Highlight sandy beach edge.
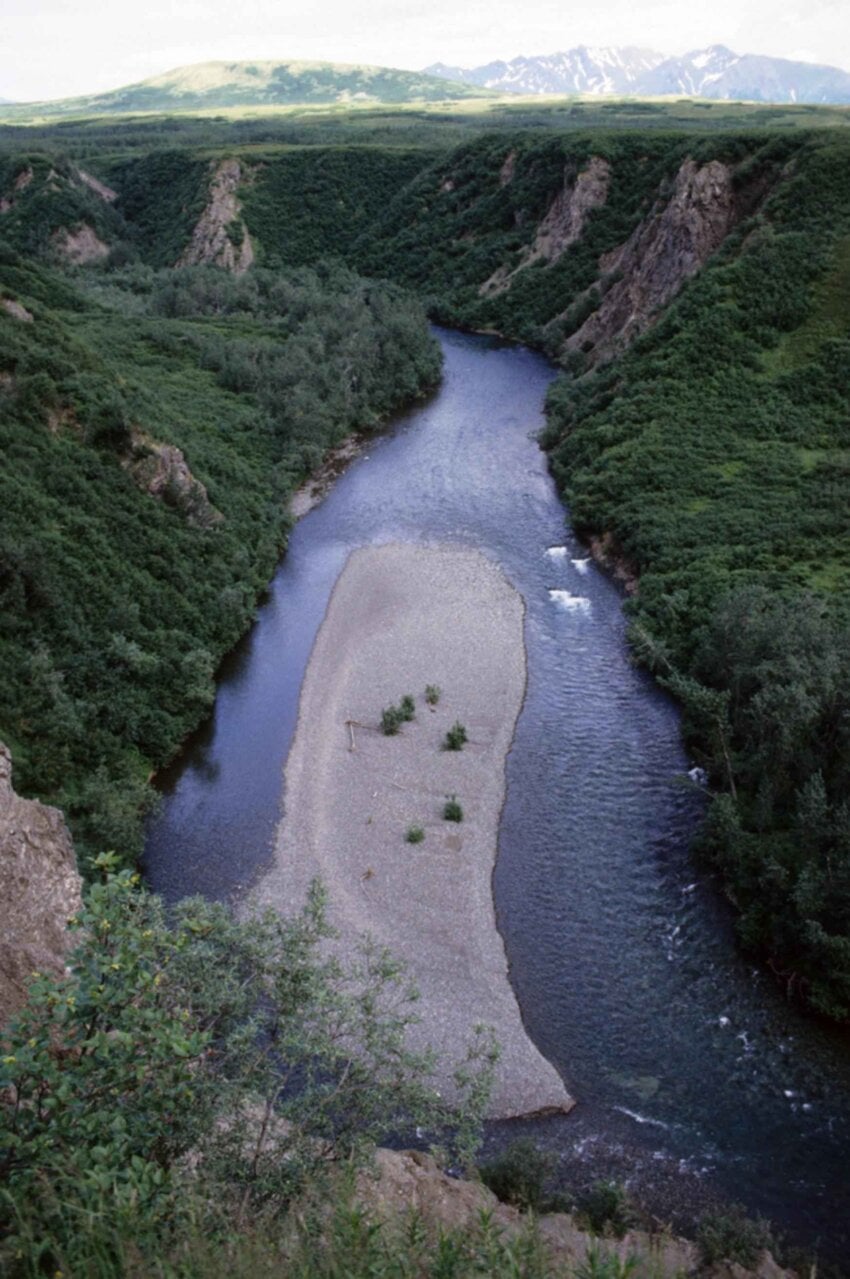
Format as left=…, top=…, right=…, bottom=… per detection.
left=248, top=541, right=574, bottom=1120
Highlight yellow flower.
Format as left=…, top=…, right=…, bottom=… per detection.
left=2, top=1056, right=16, bottom=1066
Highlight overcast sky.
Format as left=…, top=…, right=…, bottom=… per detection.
left=3, top=0, right=849, bottom=102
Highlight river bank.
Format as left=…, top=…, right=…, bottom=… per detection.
left=248, top=541, right=574, bottom=1119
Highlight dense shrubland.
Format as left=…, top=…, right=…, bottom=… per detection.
left=0, top=247, right=439, bottom=866
left=351, top=131, right=806, bottom=344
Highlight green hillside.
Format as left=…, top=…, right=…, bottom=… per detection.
left=0, top=248, right=440, bottom=863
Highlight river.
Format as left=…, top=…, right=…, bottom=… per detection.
left=144, top=328, right=850, bottom=1261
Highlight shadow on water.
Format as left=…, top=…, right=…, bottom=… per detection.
left=144, top=328, right=850, bottom=1263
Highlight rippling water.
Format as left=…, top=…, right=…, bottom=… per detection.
left=144, top=329, right=850, bottom=1259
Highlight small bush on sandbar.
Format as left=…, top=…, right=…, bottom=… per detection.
left=425, top=684, right=441, bottom=706
left=381, top=705, right=404, bottom=735
left=405, top=825, right=425, bottom=844
left=399, top=694, right=416, bottom=722
left=443, top=796, right=463, bottom=822
left=443, top=721, right=467, bottom=751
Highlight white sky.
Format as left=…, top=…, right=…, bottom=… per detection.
left=2, top=0, right=849, bottom=102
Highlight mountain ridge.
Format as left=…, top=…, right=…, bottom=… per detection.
left=0, top=58, right=490, bottom=117
left=425, top=43, right=850, bottom=103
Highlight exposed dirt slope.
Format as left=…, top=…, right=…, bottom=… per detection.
left=178, top=158, right=254, bottom=274
left=0, top=742, right=82, bottom=1027
left=563, top=158, right=740, bottom=363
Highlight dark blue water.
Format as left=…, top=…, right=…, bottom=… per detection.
left=144, top=329, right=850, bottom=1260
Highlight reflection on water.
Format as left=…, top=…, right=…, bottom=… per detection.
left=144, top=329, right=850, bottom=1260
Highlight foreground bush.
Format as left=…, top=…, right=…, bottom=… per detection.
left=0, top=867, right=496, bottom=1276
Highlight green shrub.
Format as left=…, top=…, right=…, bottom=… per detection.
left=0, top=871, right=497, bottom=1276
left=575, top=1245, right=639, bottom=1279
left=399, top=694, right=416, bottom=721
left=443, top=795, right=463, bottom=823
left=405, top=825, right=425, bottom=843
left=479, top=1138, right=556, bottom=1212
left=575, top=1181, right=636, bottom=1239
left=443, top=721, right=468, bottom=751
left=697, top=1206, right=776, bottom=1267
left=381, top=706, right=405, bottom=736
left=425, top=684, right=441, bottom=705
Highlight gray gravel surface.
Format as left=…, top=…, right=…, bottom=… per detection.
left=250, top=542, right=574, bottom=1118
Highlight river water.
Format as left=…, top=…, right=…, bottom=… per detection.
left=144, top=329, right=850, bottom=1260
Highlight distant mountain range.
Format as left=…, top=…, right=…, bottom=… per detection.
left=0, top=60, right=487, bottom=117
left=425, top=44, right=850, bottom=104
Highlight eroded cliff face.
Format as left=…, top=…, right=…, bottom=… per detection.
left=52, top=223, right=111, bottom=265
left=0, top=742, right=82, bottom=1028
left=178, top=158, right=254, bottom=275
left=124, top=429, right=224, bottom=529
left=481, top=155, right=611, bottom=296
left=562, top=158, right=740, bottom=364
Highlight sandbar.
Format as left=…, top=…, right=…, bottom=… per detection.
left=250, top=542, right=574, bottom=1119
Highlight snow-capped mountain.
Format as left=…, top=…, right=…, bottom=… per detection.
left=426, top=46, right=665, bottom=96
left=425, top=44, right=850, bottom=104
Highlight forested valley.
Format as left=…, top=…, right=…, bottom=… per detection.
left=2, top=104, right=850, bottom=1276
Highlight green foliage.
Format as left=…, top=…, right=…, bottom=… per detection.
left=574, top=1245, right=639, bottom=1279
left=479, top=1138, right=556, bottom=1212
left=0, top=248, right=439, bottom=866
left=696, top=1206, right=776, bottom=1268
left=425, top=683, right=441, bottom=705
left=0, top=153, right=126, bottom=261
left=443, top=795, right=464, bottom=823
left=108, top=150, right=209, bottom=267
left=405, top=825, right=425, bottom=844
left=381, top=706, right=405, bottom=735
left=0, top=872, right=496, bottom=1277
left=574, top=1182, right=636, bottom=1240
left=444, top=721, right=468, bottom=751
left=238, top=148, right=439, bottom=269
left=382, top=693, right=420, bottom=735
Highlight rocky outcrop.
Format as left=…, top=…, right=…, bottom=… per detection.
left=498, top=149, right=517, bottom=187
left=1, top=298, right=33, bottom=323
left=0, top=165, right=34, bottom=214
left=75, top=168, right=118, bottom=203
left=52, top=223, right=110, bottom=265
left=532, top=156, right=611, bottom=264
left=481, top=156, right=610, bottom=296
left=125, top=429, right=223, bottom=529
left=356, top=1149, right=794, bottom=1279
left=563, top=158, right=738, bottom=364
left=178, top=158, right=254, bottom=275
left=588, top=532, right=640, bottom=595
left=0, top=742, right=82, bottom=1028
